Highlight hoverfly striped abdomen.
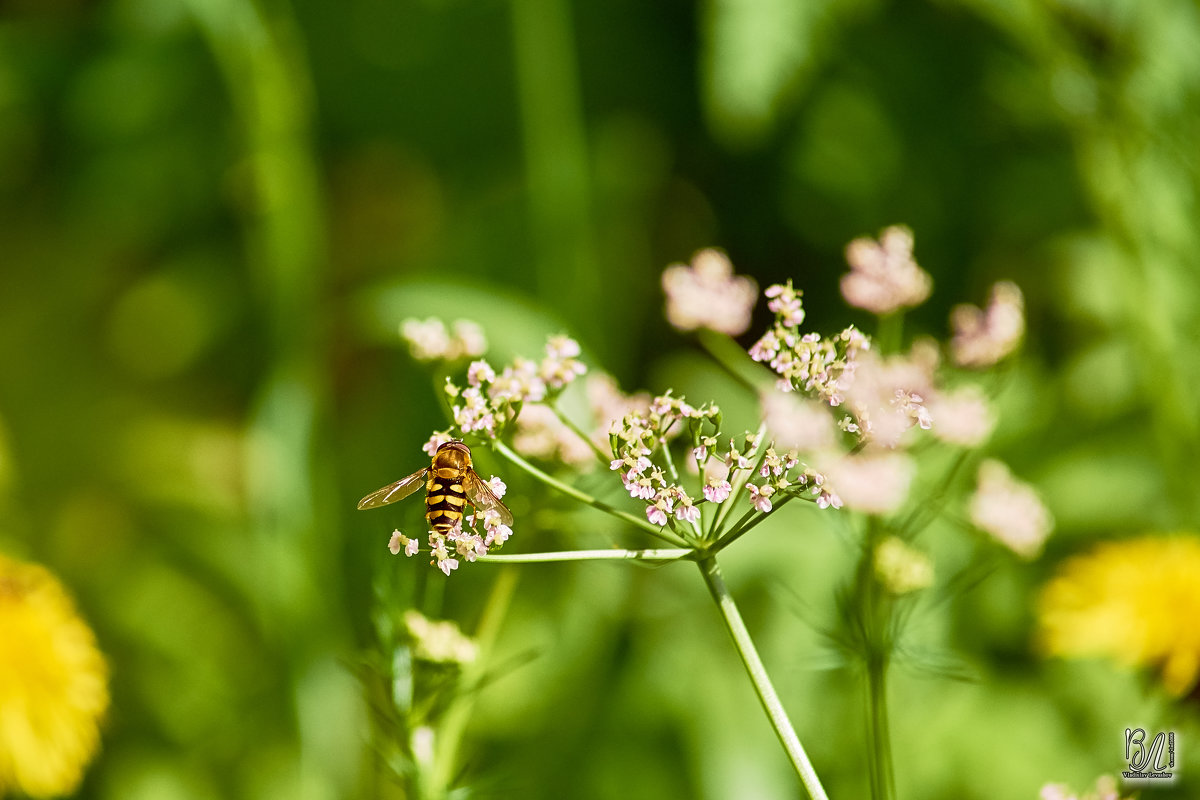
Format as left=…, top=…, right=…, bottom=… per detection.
left=425, top=473, right=468, bottom=533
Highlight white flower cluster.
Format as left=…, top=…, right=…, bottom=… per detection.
left=969, top=459, right=1053, bottom=559
left=608, top=394, right=720, bottom=528
left=400, top=317, right=487, bottom=362
left=389, top=476, right=513, bottom=576
left=951, top=281, right=1025, bottom=368
left=873, top=536, right=934, bottom=595
left=750, top=316, right=872, bottom=405
left=661, top=249, right=759, bottom=335
left=840, top=225, right=932, bottom=315
left=748, top=241, right=1022, bottom=522
left=402, top=610, right=478, bottom=664
left=606, top=394, right=842, bottom=528
left=442, top=335, right=588, bottom=441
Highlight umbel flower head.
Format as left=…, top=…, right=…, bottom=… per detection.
left=840, top=225, right=932, bottom=315
left=403, top=610, right=478, bottom=665
left=661, top=248, right=758, bottom=335
left=0, top=554, right=109, bottom=797
left=1038, top=533, right=1200, bottom=697
left=873, top=536, right=934, bottom=595
left=400, top=317, right=487, bottom=362
left=969, top=459, right=1053, bottom=558
left=950, top=281, right=1025, bottom=368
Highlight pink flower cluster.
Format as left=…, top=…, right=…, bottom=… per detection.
left=840, top=225, right=932, bottom=314
left=823, top=451, right=915, bottom=515
left=969, top=460, right=1053, bottom=559
left=750, top=321, right=872, bottom=404
left=661, top=249, right=759, bottom=335
left=754, top=277, right=998, bottom=455
left=746, top=241, right=1018, bottom=520
left=757, top=447, right=843, bottom=511
left=765, top=280, right=806, bottom=327
left=389, top=476, right=514, bottom=576
left=400, top=317, right=487, bottom=362
left=511, top=405, right=595, bottom=466
left=840, top=345, right=937, bottom=448
left=951, top=281, right=1025, bottom=368
left=441, top=335, right=589, bottom=441
left=758, top=391, right=835, bottom=453
left=506, top=373, right=654, bottom=469
left=608, top=393, right=720, bottom=528
left=608, top=392, right=833, bottom=526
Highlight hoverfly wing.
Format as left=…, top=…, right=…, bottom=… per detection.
left=357, top=468, right=429, bottom=510
left=463, top=470, right=514, bottom=526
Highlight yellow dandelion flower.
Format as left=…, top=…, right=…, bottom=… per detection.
left=1037, top=533, right=1200, bottom=696
left=0, top=554, right=109, bottom=797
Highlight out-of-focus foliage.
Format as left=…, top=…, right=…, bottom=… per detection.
left=1, top=0, right=1198, bottom=797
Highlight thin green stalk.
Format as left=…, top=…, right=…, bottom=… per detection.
left=710, top=423, right=769, bottom=539
left=492, top=441, right=690, bottom=548
left=875, top=312, right=903, bottom=355
left=697, top=557, right=829, bottom=800
left=895, top=450, right=970, bottom=539
left=430, top=568, right=519, bottom=794
left=659, top=431, right=681, bottom=484
left=477, top=548, right=692, bottom=564
left=432, top=369, right=455, bottom=427
left=856, top=517, right=896, bottom=800
left=713, top=495, right=797, bottom=552
left=866, top=656, right=895, bottom=800
left=549, top=402, right=611, bottom=467
left=713, top=507, right=757, bottom=549
left=654, top=437, right=704, bottom=541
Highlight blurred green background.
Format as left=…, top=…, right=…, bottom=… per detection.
left=2, top=0, right=1199, bottom=797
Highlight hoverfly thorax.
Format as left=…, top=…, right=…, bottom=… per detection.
left=432, top=441, right=471, bottom=475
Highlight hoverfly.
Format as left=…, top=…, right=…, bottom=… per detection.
left=357, top=441, right=513, bottom=533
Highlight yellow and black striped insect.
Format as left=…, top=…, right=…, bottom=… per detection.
left=357, top=441, right=513, bottom=533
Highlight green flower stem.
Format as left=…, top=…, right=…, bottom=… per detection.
left=713, top=507, right=757, bottom=549
left=477, top=548, right=693, bottom=564
left=432, top=368, right=455, bottom=425
left=875, top=312, right=903, bottom=355
left=655, top=439, right=704, bottom=541
left=697, top=556, right=829, bottom=800
left=429, top=567, right=519, bottom=795
left=659, top=430, right=681, bottom=484
left=709, top=423, right=769, bottom=539
left=866, top=655, right=895, bottom=800
left=549, top=401, right=611, bottom=468
left=712, top=495, right=797, bottom=552
left=492, top=441, right=690, bottom=548
left=857, top=516, right=895, bottom=800
left=895, top=450, right=970, bottom=539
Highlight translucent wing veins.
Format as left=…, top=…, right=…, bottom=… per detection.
left=463, top=471, right=514, bottom=526
left=357, top=468, right=429, bottom=510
